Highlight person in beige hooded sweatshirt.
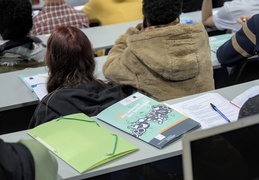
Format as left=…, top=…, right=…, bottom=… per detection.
left=103, top=0, right=214, bottom=102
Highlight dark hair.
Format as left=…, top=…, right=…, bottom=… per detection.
left=0, top=0, right=33, bottom=40
left=142, top=0, right=183, bottom=26
left=46, top=26, right=96, bottom=93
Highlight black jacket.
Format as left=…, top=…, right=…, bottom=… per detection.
left=29, top=81, right=127, bottom=128
left=238, top=94, right=259, bottom=119
left=0, top=139, right=35, bottom=180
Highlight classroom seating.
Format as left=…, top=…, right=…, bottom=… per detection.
left=1, top=6, right=259, bottom=178
left=225, top=56, right=259, bottom=86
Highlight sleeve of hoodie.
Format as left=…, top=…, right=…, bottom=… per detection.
left=103, top=27, right=140, bottom=86
left=19, top=139, right=58, bottom=180
left=216, top=14, right=259, bottom=67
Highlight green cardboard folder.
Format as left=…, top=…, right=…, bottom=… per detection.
left=27, top=113, right=138, bottom=173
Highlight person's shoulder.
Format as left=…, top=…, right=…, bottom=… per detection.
left=245, top=14, right=259, bottom=34
left=238, top=94, right=259, bottom=118
left=251, top=14, right=259, bottom=21
left=177, top=22, right=207, bottom=34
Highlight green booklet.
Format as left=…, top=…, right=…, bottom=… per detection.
left=97, top=92, right=200, bottom=149
left=209, top=34, right=233, bottom=53
left=27, top=113, right=138, bottom=173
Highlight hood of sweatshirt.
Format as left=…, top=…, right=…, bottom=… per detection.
left=126, top=23, right=206, bottom=82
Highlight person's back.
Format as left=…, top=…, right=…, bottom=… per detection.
left=81, top=0, right=142, bottom=26
left=0, top=0, right=46, bottom=73
left=103, top=0, right=214, bottom=102
left=0, top=138, right=58, bottom=180
left=31, top=0, right=89, bottom=35
left=29, top=26, right=126, bottom=128
left=202, top=0, right=259, bottom=33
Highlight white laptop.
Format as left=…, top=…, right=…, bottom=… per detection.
left=182, top=114, right=259, bottom=180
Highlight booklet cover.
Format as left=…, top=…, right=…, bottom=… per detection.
left=28, top=113, right=138, bottom=173
left=96, top=92, right=200, bottom=149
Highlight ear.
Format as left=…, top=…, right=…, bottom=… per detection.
left=143, top=17, right=152, bottom=28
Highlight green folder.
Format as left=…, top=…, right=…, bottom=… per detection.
left=27, top=113, right=138, bottom=173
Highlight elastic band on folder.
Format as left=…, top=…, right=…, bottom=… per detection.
left=55, top=117, right=100, bottom=127
left=106, top=134, right=118, bottom=156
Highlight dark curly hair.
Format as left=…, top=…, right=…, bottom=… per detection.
left=0, top=0, right=33, bottom=40
left=143, top=0, right=183, bottom=26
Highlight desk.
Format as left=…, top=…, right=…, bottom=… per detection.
left=32, top=0, right=44, bottom=10
left=0, top=53, right=221, bottom=112
left=35, top=9, right=208, bottom=50
left=37, top=20, right=141, bottom=50
left=1, top=79, right=259, bottom=179
left=0, top=56, right=107, bottom=112
left=34, top=9, right=220, bottom=67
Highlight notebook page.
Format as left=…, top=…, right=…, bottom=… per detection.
left=170, top=93, right=239, bottom=129
left=231, top=86, right=259, bottom=108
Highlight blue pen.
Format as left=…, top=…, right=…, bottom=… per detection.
left=210, top=103, right=231, bottom=123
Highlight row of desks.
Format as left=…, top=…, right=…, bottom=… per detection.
left=0, top=9, right=223, bottom=112
left=0, top=52, right=221, bottom=112
left=1, top=9, right=222, bottom=111
left=37, top=20, right=141, bottom=50
left=0, top=55, right=106, bottom=111
left=1, top=79, right=259, bottom=179
left=36, top=8, right=209, bottom=49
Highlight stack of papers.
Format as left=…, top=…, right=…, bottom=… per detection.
left=171, top=86, right=259, bottom=129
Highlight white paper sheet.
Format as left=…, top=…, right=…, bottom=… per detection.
left=171, top=93, right=240, bottom=129
left=231, top=85, right=259, bottom=108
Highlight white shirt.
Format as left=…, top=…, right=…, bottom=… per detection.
left=213, top=0, right=259, bottom=33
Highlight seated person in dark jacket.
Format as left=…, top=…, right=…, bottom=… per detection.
left=0, top=138, right=57, bottom=180
left=29, top=26, right=127, bottom=128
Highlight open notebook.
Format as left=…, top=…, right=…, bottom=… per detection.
left=170, top=85, right=259, bottom=129
left=182, top=113, right=259, bottom=180
left=19, top=73, right=48, bottom=100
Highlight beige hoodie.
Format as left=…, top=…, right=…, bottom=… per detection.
left=103, top=22, right=215, bottom=101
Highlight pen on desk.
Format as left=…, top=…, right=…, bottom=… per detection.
left=210, top=103, right=231, bottom=123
